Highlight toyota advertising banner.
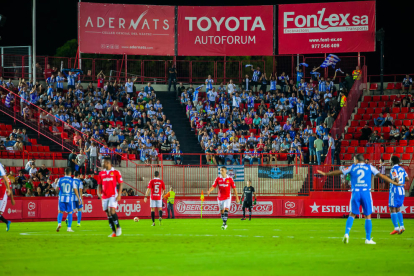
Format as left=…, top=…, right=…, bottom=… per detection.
left=78, top=3, right=175, bottom=55
left=278, top=1, right=376, bottom=54
left=177, top=6, right=274, bottom=56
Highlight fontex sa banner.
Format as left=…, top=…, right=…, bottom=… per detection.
left=278, top=1, right=375, bottom=54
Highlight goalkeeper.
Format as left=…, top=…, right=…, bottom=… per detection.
left=240, top=179, right=257, bottom=221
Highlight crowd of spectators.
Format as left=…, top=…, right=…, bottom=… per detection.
left=176, top=65, right=350, bottom=165
left=0, top=65, right=182, bottom=168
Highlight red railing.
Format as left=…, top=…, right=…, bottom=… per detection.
left=1, top=54, right=365, bottom=85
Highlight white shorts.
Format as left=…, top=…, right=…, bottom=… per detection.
left=150, top=199, right=163, bottom=208
left=217, top=198, right=231, bottom=211
left=0, top=193, right=8, bottom=213
left=102, top=197, right=118, bottom=211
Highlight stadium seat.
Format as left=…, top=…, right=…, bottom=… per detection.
left=366, top=108, right=374, bottom=114
left=342, top=141, right=349, bottom=147
left=395, top=147, right=404, bottom=153
left=409, top=140, right=414, bottom=146
left=377, top=102, right=385, bottom=108
left=383, top=127, right=390, bottom=133
left=343, top=154, right=352, bottom=160
left=397, top=114, right=406, bottom=120
left=347, top=127, right=355, bottom=133
left=406, top=147, right=414, bottom=153
left=128, top=154, right=136, bottom=160
left=385, top=147, right=394, bottom=153
left=357, top=147, right=365, bottom=154
left=354, top=114, right=362, bottom=120
left=373, top=127, right=381, bottom=133
left=392, top=108, right=400, bottom=113
left=383, top=153, right=391, bottom=160
left=395, top=83, right=403, bottom=90
left=354, top=133, right=362, bottom=139
left=58, top=168, right=65, bottom=174
left=372, top=96, right=380, bottom=101
left=369, top=84, right=378, bottom=91
left=364, top=96, right=372, bottom=102
left=362, top=114, right=371, bottom=120
left=403, top=120, right=411, bottom=126
left=401, top=107, right=409, bottom=113
left=350, top=140, right=359, bottom=147
left=399, top=140, right=408, bottom=146
left=366, top=147, right=374, bottom=154
left=360, top=102, right=369, bottom=108
left=407, top=113, right=414, bottom=120
left=360, top=140, right=368, bottom=147
left=347, top=147, right=355, bottom=154
left=394, top=120, right=402, bottom=126
left=393, top=154, right=401, bottom=159
left=369, top=102, right=377, bottom=108
left=350, top=121, right=359, bottom=127
left=386, top=83, right=395, bottom=90
left=374, top=108, right=382, bottom=114
left=359, top=121, right=366, bottom=127
left=402, top=154, right=411, bottom=161
left=380, top=95, right=389, bottom=101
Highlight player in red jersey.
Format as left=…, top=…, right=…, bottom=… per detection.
left=0, top=163, right=15, bottom=231
left=97, top=157, right=123, bottom=237
left=144, top=171, right=165, bottom=226
left=207, top=166, right=239, bottom=230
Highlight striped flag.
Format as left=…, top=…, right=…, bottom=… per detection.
left=320, top=54, right=341, bottom=69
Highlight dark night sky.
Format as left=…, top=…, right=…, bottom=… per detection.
left=1, top=0, right=412, bottom=75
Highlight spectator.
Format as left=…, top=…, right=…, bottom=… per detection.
left=67, top=149, right=77, bottom=173
left=172, top=146, right=182, bottom=165
left=359, top=124, right=372, bottom=141
left=327, top=133, right=335, bottom=165
left=38, top=165, right=50, bottom=178
left=369, top=131, right=380, bottom=143
left=389, top=125, right=401, bottom=141
left=383, top=113, right=394, bottom=126
left=314, top=135, right=324, bottom=165
left=374, top=113, right=385, bottom=126
left=402, top=74, right=412, bottom=93
left=205, top=145, right=217, bottom=165
left=76, top=149, right=87, bottom=175
left=168, top=64, right=177, bottom=93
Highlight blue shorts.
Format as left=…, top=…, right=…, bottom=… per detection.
left=389, top=192, right=405, bottom=208
left=59, top=202, right=73, bottom=213
left=72, top=201, right=83, bottom=210
left=309, top=148, right=316, bottom=156
left=350, top=192, right=372, bottom=216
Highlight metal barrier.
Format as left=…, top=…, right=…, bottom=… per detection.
left=1, top=54, right=366, bottom=85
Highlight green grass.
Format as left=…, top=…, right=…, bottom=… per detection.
left=1, top=218, right=413, bottom=275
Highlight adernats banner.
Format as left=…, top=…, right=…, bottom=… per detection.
left=78, top=3, right=175, bottom=55
left=278, top=1, right=376, bottom=54
left=178, top=6, right=274, bottom=56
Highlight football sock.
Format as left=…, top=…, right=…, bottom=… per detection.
left=77, top=211, right=82, bottom=224
left=345, top=216, right=354, bottom=235
left=397, top=212, right=404, bottom=228
left=0, top=215, right=8, bottom=223
left=249, top=207, right=252, bottom=219
left=57, top=213, right=63, bottom=225
left=365, top=219, right=372, bottom=240
left=151, top=211, right=155, bottom=223
left=223, top=210, right=229, bottom=225
left=221, top=212, right=225, bottom=224
left=391, top=213, right=399, bottom=229
left=158, top=210, right=163, bottom=219
left=242, top=208, right=245, bottom=218
left=112, top=213, right=120, bottom=228
left=67, top=213, right=73, bottom=228
left=108, top=216, right=116, bottom=232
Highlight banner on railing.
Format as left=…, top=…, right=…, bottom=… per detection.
left=177, top=6, right=274, bottom=56
left=78, top=3, right=175, bottom=55
left=278, top=1, right=376, bottom=54
left=217, top=165, right=245, bottom=182
left=258, top=166, right=294, bottom=179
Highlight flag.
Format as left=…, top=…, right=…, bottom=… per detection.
left=336, top=68, right=344, bottom=74
left=299, top=63, right=309, bottom=67
left=310, top=71, right=320, bottom=77
left=245, top=64, right=253, bottom=68
left=320, top=54, right=341, bottom=69
left=200, top=190, right=205, bottom=202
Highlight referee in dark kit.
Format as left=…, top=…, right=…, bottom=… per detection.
left=240, top=179, right=257, bottom=221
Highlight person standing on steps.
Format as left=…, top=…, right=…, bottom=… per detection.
left=168, top=64, right=177, bottom=93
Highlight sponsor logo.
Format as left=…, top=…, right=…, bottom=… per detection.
left=82, top=203, right=93, bottom=213
left=175, top=200, right=273, bottom=215
left=117, top=200, right=141, bottom=216
left=283, top=8, right=370, bottom=34
left=28, top=202, right=36, bottom=211
left=102, top=177, right=113, bottom=182
left=84, top=10, right=171, bottom=31
left=184, top=16, right=266, bottom=32
left=310, top=202, right=320, bottom=213
left=285, top=201, right=295, bottom=209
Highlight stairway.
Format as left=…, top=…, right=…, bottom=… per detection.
left=157, top=92, right=202, bottom=164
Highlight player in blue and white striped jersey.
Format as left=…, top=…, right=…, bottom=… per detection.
left=318, top=154, right=399, bottom=245
left=72, top=171, right=84, bottom=227
left=5, top=91, right=14, bottom=108
left=55, top=167, right=80, bottom=233
left=389, top=155, right=410, bottom=235
left=56, top=72, right=65, bottom=92
left=63, top=70, right=80, bottom=90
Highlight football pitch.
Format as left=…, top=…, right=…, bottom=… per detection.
left=1, top=218, right=413, bottom=276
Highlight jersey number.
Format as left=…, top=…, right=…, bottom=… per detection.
left=154, top=185, right=159, bottom=194
left=356, top=170, right=365, bottom=184
left=63, top=183, right=71, bottom=194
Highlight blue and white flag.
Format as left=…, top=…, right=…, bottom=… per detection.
left=310, top=71, right=320, bottom=77
left=245, top=64, right=253, bottom=68
left=336, top=68, right=344, bottom=74
left=320, top=54, right=341, bottom=69
left=299, top=63, right=309, bottom=67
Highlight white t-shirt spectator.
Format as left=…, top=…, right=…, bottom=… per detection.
left=208, top=91, right=218, bottom=102
left=125, top=82, right=134, bottom=93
